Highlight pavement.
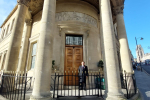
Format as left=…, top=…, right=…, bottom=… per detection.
left=141, top=65, right=150, bottom=75
left=134, top=68, right=150, bottom=100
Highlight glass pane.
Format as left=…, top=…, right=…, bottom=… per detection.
left=66, top=36, right=82, bottom=45
left=31, top=56, right=35, bottom=69
left=31, top=43, right=37, bottom=69
left=32, top=43, right=37, bottom=56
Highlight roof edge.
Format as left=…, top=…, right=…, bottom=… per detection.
left=0, top=4, right=18, bottom=28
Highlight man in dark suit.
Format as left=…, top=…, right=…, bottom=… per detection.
left=78, top=61, right=88, bottom=90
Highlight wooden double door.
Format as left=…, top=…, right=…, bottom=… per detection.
left=65, top=46, right=83, bottom=86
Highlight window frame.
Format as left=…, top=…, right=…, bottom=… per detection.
left=65, top=34, right=83, bottom=46
left=30, top=42, right=37, bottom=69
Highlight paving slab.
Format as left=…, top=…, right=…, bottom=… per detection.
left=134, top=69, right=150, bottom=100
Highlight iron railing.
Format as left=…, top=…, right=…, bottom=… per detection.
left=121, top=71, right=137, bottom=99
left=50, top=70, right=104, bottom=98
left=0, top=71, right=32, bottom=100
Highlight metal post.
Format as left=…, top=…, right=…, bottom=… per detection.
left=23, top=73, right=27, bottom=100
left=53, top=72, right=56, bottom=98
left=57, top=73, right=59, bottom=98
left=124, top=72, right=129, bottom=99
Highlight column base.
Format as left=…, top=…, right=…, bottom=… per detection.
left=105, top=92, right=127, bottom=100
left=30, top=95, right=52, bottom=100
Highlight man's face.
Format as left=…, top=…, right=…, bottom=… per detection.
left=81, top=62, right=85, bottom=65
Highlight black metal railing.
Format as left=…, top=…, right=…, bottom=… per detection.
left=0, top=71, right=32, bottom=100
left=50, top=70, right=104, bottom=98
left=122, top=71, right=137, bottom=99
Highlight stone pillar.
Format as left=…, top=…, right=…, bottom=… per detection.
left=0, top=53, right=5, bottom=70
left=30, top=0, right=56, bottom=100
left=17, top=19, right=32, bottom=72
left=99, top=0, right=125, bottom=99
left=4, top=0, right=29, bottom=71
left=0, top=51, right=7, bottom=70
left=114, top=5, right=133, bottom=73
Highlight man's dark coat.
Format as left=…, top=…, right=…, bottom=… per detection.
left=78, top=65, right=88, bottom=83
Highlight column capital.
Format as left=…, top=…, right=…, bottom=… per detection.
left=4, top=50, right=7, bottom=54
left=25, top=19, right=32, bottom=26
left=17, top=0, right=31, bottom=7
left=113, top=5, right=124, bottom=15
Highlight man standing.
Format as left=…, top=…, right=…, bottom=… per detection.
left=78, top=61, right=88, bottom=90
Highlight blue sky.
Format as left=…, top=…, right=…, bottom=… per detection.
left=124, top=0, right=150, bottom=58
left=0, top=0, right=149, bottom=58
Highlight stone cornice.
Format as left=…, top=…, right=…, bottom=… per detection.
left=113, top=5, right=124, bottom=15
left=29, top=33, right=40, bottom=43
left=17, top=0, right=31, bottom=7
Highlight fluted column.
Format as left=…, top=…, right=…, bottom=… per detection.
left=4, top=0, right=29, bottom=71
left=114, top=5, right=133, bottom=73
left=17, top=19, right=32, bottom=72
left=100, top=0, right=125, bottom=99
left=30, top=0, right=56, bottom=99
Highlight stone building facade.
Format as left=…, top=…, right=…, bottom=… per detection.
left=136, top=45, right=150, bottom=63
left=0, top=0, right=133, bottom=99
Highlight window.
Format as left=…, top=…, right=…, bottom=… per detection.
left=6, top=24, right=10, bottom=35
left=10, top=19, right=15, bottom=31
left=2, top=29, right=5, bottom=38
left=31, top=43, right=37, bottom=69
left=66, top=35, right=83, bottom=45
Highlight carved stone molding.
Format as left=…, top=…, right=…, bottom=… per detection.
left=113, top=5, right=124, bottom=15
left=56, top=12, right=98, bottom=27
left=17, top=0, right=31, bottom=7
left=4, top=50, right=7, bottom=54
left=25, top=19, right=32, bottom=26
left=85, top=30, right=90, bottom=37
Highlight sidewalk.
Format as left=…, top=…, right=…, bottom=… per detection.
left=134, top=69, right=150, bottom=100
left=0, top=95, right=8, bottom=100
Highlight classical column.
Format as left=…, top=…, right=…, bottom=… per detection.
left=0, top=53, right=4, bottom=70
left=17, top=19, right=32, bottom=72
left=30, top=0, right=56, bottom=99
left=100, top=0, right=125, bottom=99
left=114, top=5, right=133, bottom=72
left=0, top=51, right=7, bottom=70
left=4, top=0, right=29, bottom=71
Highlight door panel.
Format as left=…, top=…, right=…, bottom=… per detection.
left=65, top=47, right=83, bottom=86
left=73, top=47, right=83, bottom=85
left=65, top=47, right=74, bottom=85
